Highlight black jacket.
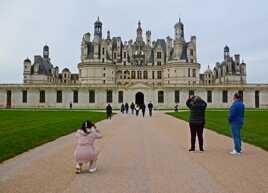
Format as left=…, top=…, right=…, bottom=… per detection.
left=186, top=98, right=207, bottom=124
left=106, top=105, right=112, bottom=115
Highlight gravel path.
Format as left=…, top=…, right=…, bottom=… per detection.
left=0, top=112, right=267, bottom=193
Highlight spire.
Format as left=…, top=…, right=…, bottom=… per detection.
left=136, top=20, right=143, bottom=42
left=107, top=30, right=111, bottom=40
left=174, top=18, right=184, bottom=40
left=43, top=44, right=49, bottom=58
left=94, top=16, right=102, bottom=39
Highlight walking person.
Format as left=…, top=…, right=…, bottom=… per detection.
left=186, top=95, right=207, bottom=152
left=229, top=93, right=245, bottom=155
left=141, top=103, right=146, bottom=117
left=74, top=120, right=102, bottom=174
left=148, top=101, right=153, bottom=117
left=130, top=102, right=135, bottom=115
left=125, top=102, right=129, bottom=114
left=106, top=104, right=112, bottom=120
left=174, top=103, right=179, bottom=112
left=120, top=103, right=125, bottom=114
left=135, top=104, right=140, bottom=116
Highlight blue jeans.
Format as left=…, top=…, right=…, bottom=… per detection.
left=230, top=124, right=242, bottom=153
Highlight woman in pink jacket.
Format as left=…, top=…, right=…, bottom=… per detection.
left=74, top=120, right=102, bottom=174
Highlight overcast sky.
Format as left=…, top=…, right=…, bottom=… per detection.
left=0, top=0, right=267, bottom=83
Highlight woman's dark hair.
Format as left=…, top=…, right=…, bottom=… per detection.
left=234, top=93, right=241, bottom=100
left=80, top=120, right=95, bottom=134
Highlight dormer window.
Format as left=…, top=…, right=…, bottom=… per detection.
left=157, top=52, right=161, bottom=59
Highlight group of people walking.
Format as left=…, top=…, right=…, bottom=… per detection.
left=186, top=93, right=244, bottom=155
left=106, top=102, right=154, bottom=119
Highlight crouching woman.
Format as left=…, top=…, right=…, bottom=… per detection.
left=74, top=120, right=102, bottom=173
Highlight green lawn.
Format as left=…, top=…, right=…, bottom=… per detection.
left=167, top=110, right=268, bottom=151
left=0, top=110, right=107, bottom=162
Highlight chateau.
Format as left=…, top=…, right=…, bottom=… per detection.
left=0, top=18, right=267, bottom=109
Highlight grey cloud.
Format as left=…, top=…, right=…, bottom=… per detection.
left=0, top=0, right=267, bottom=83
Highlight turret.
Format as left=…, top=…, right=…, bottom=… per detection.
left=43, top=45, right=49, bottom=59
left=94, top=16, right=102, bottom=40
left=146, top=30, right=151, bottom=46
left=107, top=30, right=111, bottom=40
left=174, top=18, right=184, bottom=41
left=81, top=32, right=90, bottom=61
left=136, top=21, right=143, bottom=42
left=224, top=45, right=230, bottom=60
left=23, top=58, right=31, bottom=75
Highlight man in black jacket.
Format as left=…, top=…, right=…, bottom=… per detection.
left=148, top=102, right=153, bottom=117
left=106, top=104, right=113, bottom=120
left=186, top=95, right=207, bottom=152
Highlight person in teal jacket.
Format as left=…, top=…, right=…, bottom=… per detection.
left=229, top=93, right=245, bottom=155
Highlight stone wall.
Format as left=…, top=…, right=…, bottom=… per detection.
left=0, top=84, right=267, bottom=109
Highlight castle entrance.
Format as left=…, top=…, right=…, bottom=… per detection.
left=135, top=92, right=144, bottom=106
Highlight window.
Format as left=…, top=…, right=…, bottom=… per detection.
left=157, top=71, right=162, bottom=79
left=131, top=71, right=136, bottom=79
left=238, top=90, right=243, bottom=101
left=73, top=90, right=78, bottom=103
left=188, top=68, right=191, bottom=77
left=103, top=80, right=106, bottom=84
left=157, top=52, right=161, bottom=59
left=56, top=90, right=62, bottom=103
left=192, top=69, right=196, bottom=78
left=102, top=48, right=105, bottom=55
left=152, top=71, right=155, bottom=79
left=157, top=61, right=161, bottom=66
left=40, top=90, right=45, bottom=103
left=22, top=90, right=27, bottom=103
left=255, top=91, right=260, bottom=108
left=190, top=49, right=194, bottom=56
left=143, top=71, right=148, bottom=79
left=189, top=90, right=194, bottom=97
left=123, top=52, right=127, bottom=58
left=175, top=90, right=180, bottom=103
left=103, top=73, right=106, bottom=77
left=107, top=90, right=113, bottom=103
left=158, top=91, right=164, bottom=103
left=123, top=61, right=126, bottom=65
left=102, top=58, right=105, bottom=63
left=222, top=90, right=228, bottom=103
left=89, top=90, right=95, bottom=103
left=118, top=91, right=123, bottom=103
left=207, top=90, right=212, bottom=103
left=137, top=71, right=142, bottom=79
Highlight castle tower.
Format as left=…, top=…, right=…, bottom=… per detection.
left=146, top=30, right=151, bottom=46
left=174, top=18, right=184, bottom=41
left=107, top=30, right=111, bottom=40
left=81, top=32, right=90, bottom=61
left=224, top=45, right=230, bottom=60
left=43, top=45, right=49, bottom=59
left=136, top=21, right=143, bottom=42
left=94, top=16, right=102, bottom=40
left=23, top=58, right=31, bottom=75
left=173, top=18, right=185, bottom=60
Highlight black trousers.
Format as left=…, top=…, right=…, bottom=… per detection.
left=149, top=109, right=152, bottom=117
left=189, top=122, right=204, bottom=150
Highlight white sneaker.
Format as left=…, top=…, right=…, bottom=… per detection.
left=89, top=167, right=97, bottom=173
left=230, top=150, right=241, bottom=155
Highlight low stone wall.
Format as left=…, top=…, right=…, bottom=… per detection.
left=0, top=84, right=267, bottom=109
